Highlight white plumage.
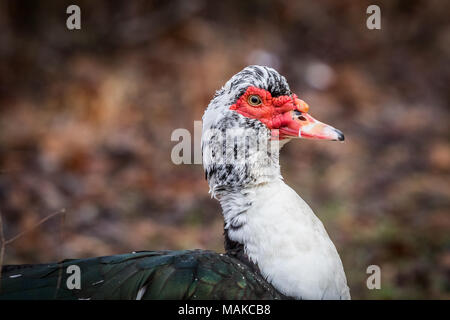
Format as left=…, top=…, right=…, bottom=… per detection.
left=225, top=181, right=350, bottom=299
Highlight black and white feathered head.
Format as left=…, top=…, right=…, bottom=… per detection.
left=202, top=65, right=344, bottom=195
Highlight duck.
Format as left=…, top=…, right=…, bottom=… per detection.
left=0, top=65, right=350, bottom=300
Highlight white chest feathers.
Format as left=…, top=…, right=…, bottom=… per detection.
left=224, top=181, right=351, bottom=300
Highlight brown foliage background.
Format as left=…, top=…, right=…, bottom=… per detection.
left=0, top=0, right=449, bottom=299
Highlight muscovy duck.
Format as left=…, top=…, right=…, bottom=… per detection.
left=0, top=65, right=350, bottom=300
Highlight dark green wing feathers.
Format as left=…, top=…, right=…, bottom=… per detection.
left=0, top=250, right=284, bottom=300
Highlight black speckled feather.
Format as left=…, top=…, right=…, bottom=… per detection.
left=0, top=250, right=286, bottom=300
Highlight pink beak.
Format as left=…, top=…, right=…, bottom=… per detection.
left=278, top=100, right=344, bottom=141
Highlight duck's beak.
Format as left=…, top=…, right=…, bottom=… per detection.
left=278, top=99, right=344, bottom=141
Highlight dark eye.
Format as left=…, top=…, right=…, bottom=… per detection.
left=248, top=95, right=262, bottom=106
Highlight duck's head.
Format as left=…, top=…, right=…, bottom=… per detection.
left=203, top=65, right=343, bottom=142
left=202, top=65, right=344, bottom=191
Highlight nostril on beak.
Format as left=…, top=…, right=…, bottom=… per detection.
left=334, top=129, right=345, bottom=141
left=293, top=110, right=307, bottom=121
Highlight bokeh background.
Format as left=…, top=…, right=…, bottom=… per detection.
left=0, top=0, right=449, bottom=299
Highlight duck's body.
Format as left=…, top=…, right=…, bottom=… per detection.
left=0, top=65, right=350, bottom=300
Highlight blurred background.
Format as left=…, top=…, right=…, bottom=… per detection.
left=0, top=0, right=448, bottom=299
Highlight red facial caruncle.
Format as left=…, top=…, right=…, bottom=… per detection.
left=230, top=86, right=344, bottom=141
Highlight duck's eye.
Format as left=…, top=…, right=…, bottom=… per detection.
left=248, top=95, right=262, bottom=106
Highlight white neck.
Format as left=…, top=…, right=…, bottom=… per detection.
left=218, top=179, right=351, bottom=300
